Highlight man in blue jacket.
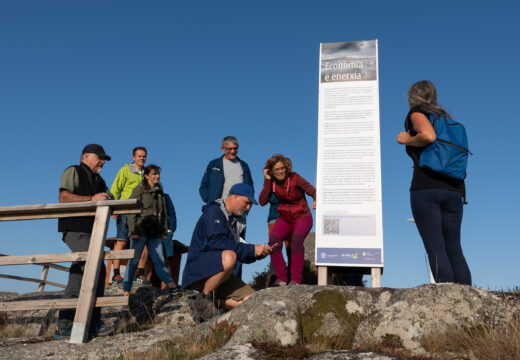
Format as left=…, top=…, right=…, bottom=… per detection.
left=182, top=183, right=272, bottom=323
left=199, top=136, right=254, bottom=203
left=199, top=136, right=254, bottom=279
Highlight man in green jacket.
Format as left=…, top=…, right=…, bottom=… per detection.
left=110, top=146, right=147, bottom=284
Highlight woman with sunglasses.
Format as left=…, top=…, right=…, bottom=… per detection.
left=259, top=154, right=316, bottom=286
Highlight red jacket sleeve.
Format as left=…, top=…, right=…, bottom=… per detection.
left=259, top=178, right=273, bottom=206
left=295, top=174, right=316, bottom=201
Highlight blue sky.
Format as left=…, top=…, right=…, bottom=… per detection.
left=1, top=1, right=519, bottom=293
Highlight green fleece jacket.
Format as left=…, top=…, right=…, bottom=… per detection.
left=127, top=183, right=168, bottom=237
left=110, top=163, right=144, bottom=200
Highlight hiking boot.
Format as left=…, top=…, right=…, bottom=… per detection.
left=168, top=286, right=184, bottom=298
left=134, top=275, right=151, bottom=286
left=89, top=322, right=115, bottom=338
left=53, top=327, right=72, bottom=340
left=271, top=279, right=287, bottom=287
left=158, top=286, right=184, bottom=299
left=188, top=292, right=219, bottom=324
left=112, top=274, right=124, bottom=285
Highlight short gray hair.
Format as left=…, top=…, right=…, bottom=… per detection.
left=221, top=136, right=238, bottom=148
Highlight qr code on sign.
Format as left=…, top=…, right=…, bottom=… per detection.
left=324, top=218, right=339, bottom=234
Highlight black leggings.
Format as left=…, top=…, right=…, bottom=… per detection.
left=411, top=189, right=471, bottom=285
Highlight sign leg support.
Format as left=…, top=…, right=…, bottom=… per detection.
left=318, top=266, right=333, bottom=285
left=371, top=267, right=381, bottom=288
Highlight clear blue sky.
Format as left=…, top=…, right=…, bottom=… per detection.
left=1, top=1, right=518, bottom=293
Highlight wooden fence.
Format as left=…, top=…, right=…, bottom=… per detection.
left=0, top=253, right=69, bottom=292
left=0, top=199, right=140, bottom=343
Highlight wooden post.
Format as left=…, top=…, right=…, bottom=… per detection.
left=317, top=266, right=333, bottom=285
left=70, top=206, right=111, bottom=344
left=38, top=265, right=49, bottom=292
left=171, top=240, right=188, bottom=284
left=371, top=267, right=381, bottom=288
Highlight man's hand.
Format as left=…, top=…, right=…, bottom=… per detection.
left=131, top=235, right=139, bottom=241
left=92, top=193, right=109, bottom=201
left=255, top=244, right=272, bottom=259
left=60, top=190, right=108, bottom=203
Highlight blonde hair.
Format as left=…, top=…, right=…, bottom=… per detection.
left=407, top=80, right=452, bottom=119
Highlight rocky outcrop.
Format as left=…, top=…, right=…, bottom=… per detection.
left=1, top=283, right=519, bottom=359
left=200, top=344, right=400, bottom=360
left=0, top=285, right=196, bottom=339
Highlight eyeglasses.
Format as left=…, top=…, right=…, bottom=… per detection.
left=273, top=167, right=286, bottom=173
left=224, top=147, right=238, bottom=151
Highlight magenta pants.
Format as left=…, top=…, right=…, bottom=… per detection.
left=269, top=216, right=313, bottom=254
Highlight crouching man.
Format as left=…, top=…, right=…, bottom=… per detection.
left=181, top=183, right=271, bottom=323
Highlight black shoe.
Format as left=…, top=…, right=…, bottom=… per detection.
left=168, top=286, right=184, bottom=298
left=188, top=292, right=219, bottom=324
left=89, top=322, right=115, bottom=338
left=53, top=327, right=72, bottom=340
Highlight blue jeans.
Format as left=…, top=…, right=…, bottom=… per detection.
left=123, top=236, right=173, bottom=292
left=410, top=189, right=471, bottom=285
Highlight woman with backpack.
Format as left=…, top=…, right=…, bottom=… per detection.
left=123, top=164, right=181, bottom=296
left=397, top=80, right=471, bottom=285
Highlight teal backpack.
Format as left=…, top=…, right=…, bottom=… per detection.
left=419, top=114, right=472, bottom=180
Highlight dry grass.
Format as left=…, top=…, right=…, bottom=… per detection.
left=0, top=323, right=33, bottom=339
left=119, top=320, right=237, bottom=360
left=422, top=315, right=520, bottom=360
left=0, top=322, right=60, bottom=339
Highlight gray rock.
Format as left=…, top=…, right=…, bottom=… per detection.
left=201, top=345, right=401, bottom=360
left=353, top=284, right=520, bottom=351
left=199, top=343, right=259, bottom=360
left=1, top=283, right=519, bottom=359
left=307, top=351, right=399, bottom=359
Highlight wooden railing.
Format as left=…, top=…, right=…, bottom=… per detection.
left=0, top=199, right=140, bottom=343
left=0, top=253, right=69, bottom=292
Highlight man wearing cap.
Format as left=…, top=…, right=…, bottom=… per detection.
left=199, top=136, right=254, bottom=279
left=54, top=144, right=113, bottom=339
left=182, top=183, right=272, bottom=323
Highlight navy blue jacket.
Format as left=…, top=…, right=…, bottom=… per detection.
left=199, top=156, right=254, bottom=203
left=181, top=202, right=256, bottom=288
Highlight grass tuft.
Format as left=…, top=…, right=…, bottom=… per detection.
left=422, top=314, right=520, bottom=360
left=120, top=320, right=237, bottom=360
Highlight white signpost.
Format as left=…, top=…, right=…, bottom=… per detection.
left=315, top=40, right=383, bottom=287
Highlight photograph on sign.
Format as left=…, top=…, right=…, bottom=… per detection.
left=320, top=41, right=377, bottom=83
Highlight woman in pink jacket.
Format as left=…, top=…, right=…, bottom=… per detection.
left=259, top=154, right=316, bottom=286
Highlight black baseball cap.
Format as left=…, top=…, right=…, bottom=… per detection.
left=82, top=144, right=111, bottom=161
